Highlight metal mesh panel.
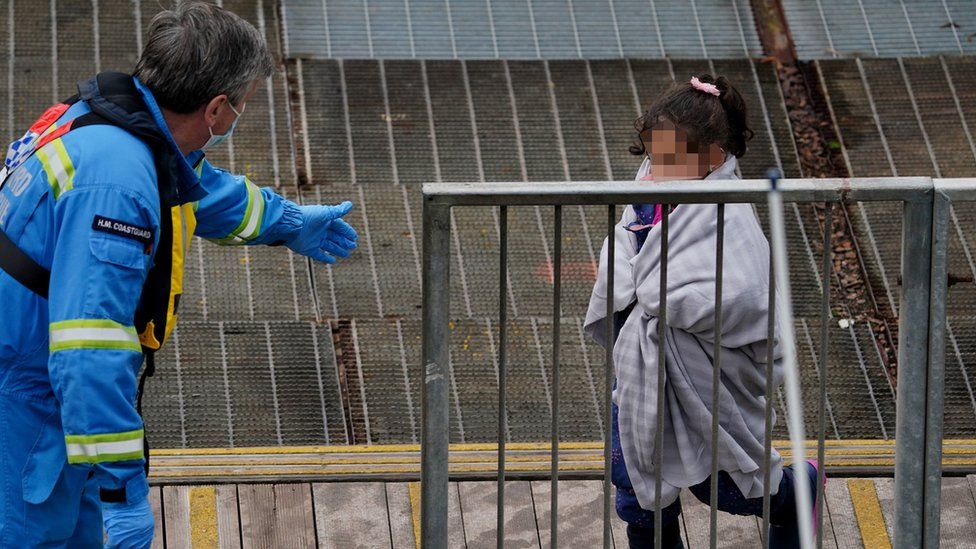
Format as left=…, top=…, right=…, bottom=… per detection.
left=589, top=60, right=648, bottom=181
left=222, top=321, right=281, bottom=446
left=13, top=0, right=54, bottom=129
left=451, top=1, right=496, bottom=59
left=547, top=60, right=613, bottom=181
left=345, top=60, right=396, bottom=185
left=144, top=321, right=346, bottom=448
left=820, top=57, right=976, bottom=319
left=157, top=322, right=232, bottom=447
left=281, top=0, right=762, bottom=60
left=141, top=329, right=186, bottom=448
left=368, top=0, right=415, bottom=58
left=352, top=319, right=423, bottom=444
left=945, top=317, right=976, bottom=438
left=489, top=0, right=541, bottom=59
left=343, top=314, right=897, bottom=445
left=56, top=0, right=97, bottom=99
left=297, top=59, right=353, bottom=187
left=782, top=0, right=976, bottom=59
left=385, top=60, right=439, bottom=186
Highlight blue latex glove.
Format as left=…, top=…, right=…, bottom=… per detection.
left=287, top=201, right=359, bottom=263
left=103, top=495, right=155, bottom=549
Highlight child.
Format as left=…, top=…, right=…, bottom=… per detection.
left=584, top=75, right=821, bottom=549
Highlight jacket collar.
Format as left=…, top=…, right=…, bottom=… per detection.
left=76, top=72, right=205, bottom=205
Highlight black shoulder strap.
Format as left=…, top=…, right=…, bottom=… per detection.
left=0, top=226, right=49, bottom=298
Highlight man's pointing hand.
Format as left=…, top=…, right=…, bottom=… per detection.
left=286, top=201, right=359, bottom=264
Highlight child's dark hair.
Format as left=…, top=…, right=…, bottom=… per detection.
left=630, top=74, right=754, bottom=158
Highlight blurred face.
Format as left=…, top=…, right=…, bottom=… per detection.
left=640, top=120, right=726, bottom=181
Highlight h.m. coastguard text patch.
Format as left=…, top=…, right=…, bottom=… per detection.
left=92, top=215, right=153, bottom=251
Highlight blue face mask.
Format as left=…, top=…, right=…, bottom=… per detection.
left=202, top=100, right=244, bottom=150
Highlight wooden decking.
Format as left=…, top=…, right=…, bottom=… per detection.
left=148, top=476, right=976, bottom=548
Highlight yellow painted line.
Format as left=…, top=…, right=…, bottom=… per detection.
left=153, top=448, right=976, bottom=468
left=148, top=454, right=976, bottom=470
left=151, top=441, right=605, bottom=456
left=150, top=439, right=976, bottom=457
left=408, top=482, right=421, bottom=549
left=149, top=452, right=607, bottom=468
left=148, top=446, right=976, bottom=468
left=145, top=440, right=976, bottom=482
left=150, top=462, right=608, bottom=479
left=848, top=479, right=891, bottom=549
left=148, top=457, right=976, bottom=480
left=189, top=486, right=218, bottom=549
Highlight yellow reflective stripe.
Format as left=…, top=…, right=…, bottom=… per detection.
left=53, top=139, right=75, bottom=189
left=35, top=145, right=61, bottom=198
left=65, top=429, right=144, bottom=464
left=217, top=178, right=264, bottom=245
left=239, top=179, right=265, bottom=240
left=49, top=319, right=141, bottom=353
left=36, top=139, right=74, bottom=199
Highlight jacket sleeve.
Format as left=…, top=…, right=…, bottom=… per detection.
left=192, top=159, right=302, bottom=245
left=47, top=184, right=159, bottom=498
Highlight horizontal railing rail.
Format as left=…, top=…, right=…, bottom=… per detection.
left=421, top=176, right=972, bottom=549
left=422, top=176, right=934, bottom=205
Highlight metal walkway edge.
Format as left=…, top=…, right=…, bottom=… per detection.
left=149, top=439, right=976, bottom=484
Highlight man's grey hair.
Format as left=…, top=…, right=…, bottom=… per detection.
left=133, top=1, right=275, bottom=113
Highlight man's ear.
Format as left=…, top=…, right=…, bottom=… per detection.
left=203, top=94, right=228, bottom=127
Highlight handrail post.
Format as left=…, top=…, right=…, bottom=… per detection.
left=922, top=189, right=950, bottom=548
left=422, top=198, right=452, bottom=549
left=893, top=188, right=934, bottom=548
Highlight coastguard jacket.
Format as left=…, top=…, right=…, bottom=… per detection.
left=0, top=73, right=303, bottom=503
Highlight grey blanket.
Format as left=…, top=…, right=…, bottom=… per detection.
left=584, top=156, right=786, bottom=509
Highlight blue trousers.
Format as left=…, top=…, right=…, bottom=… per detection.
left=0, top=391, right=102, bottom=548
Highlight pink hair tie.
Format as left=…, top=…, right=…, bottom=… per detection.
left=690, top=76, right=721, bottom=97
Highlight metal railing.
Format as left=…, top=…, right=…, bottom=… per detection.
left=421, top=177, right=970, bottom=548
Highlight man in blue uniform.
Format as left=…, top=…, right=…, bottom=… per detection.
left=0, top=2, right=357, bottom=546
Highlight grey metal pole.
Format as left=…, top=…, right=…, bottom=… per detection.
left=654, top=206, right=670, bottom=549
left=922, top=191, right=950, bottom=548
left=497, top=205, right=509, bottom=549
left=894, top=191, right=934, bottom=549
left=551, top=205, right=562, bottom=549
left=767, top=170, right=814, bottom=549
left=817, top=202, right=832, bottom=549
left=604, top=205, right=616, bottom=549
left=762, top=250, right=775, bottom=548
left=709, top=204, right=725, bottom=549
left=422, top=199, right=452, bottom=549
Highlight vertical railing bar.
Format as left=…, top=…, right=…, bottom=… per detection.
left=421, top=199, right=451, bottom=549
left=709, top=203, right=725, bottom=549
left=762, top=237, right=775, bottom=548
left=654, top=204, right=670, bottom=549
left=497, top=205, right=508, bottom=549
left=551, top=205, right=562, bottom=549
left=768, top=174, right=814, bottom=549
left=817, top=202, right=832, bottom=549
left=603, top=204, right=616, bottom=549
left=923, top=190, right=950, bottom=548
left=894, top=195, right=934, bottom=548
